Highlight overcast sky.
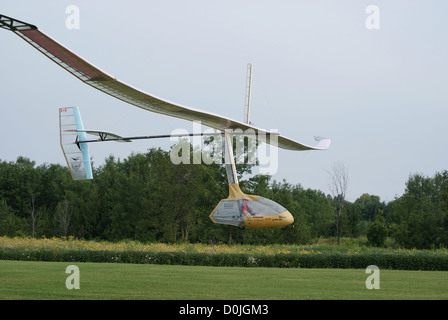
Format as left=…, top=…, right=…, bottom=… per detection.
left=1, top=1, right=447, bottom=202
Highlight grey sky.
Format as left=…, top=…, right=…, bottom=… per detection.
left=1, top=1, right=447, bottom=202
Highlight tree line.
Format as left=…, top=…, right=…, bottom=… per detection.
left=0, top=145, right=447, bottom=249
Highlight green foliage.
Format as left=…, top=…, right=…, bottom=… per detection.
left=367, top=211, right=388, bottom=247
left=0, top=151, right=447, bottom=249
left=355, top=194, right=386, bottom=221
left=0, top=149, right=334, bottom=245
left=1, top=245, right=447, bottom=271
left=387, top=172, right=448, bottom=249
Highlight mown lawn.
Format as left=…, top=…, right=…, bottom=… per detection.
left=1, top=260, right=447, bottom=300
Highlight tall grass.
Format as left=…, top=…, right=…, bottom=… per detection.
left=1, top=236, right=447, bottom=270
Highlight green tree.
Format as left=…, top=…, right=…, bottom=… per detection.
left=388, top=172, right=448, bottom=249
left=342, top=201, right=362, bottom=237
left=0, top=199, right=27, bottom=236
left=367, top=210, right=388, bottom=247
left=354, top=193, right=386, bottom=221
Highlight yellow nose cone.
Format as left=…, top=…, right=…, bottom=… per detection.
left=283, top=211, right=294, bottom=227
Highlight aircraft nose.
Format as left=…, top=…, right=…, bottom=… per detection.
left=282, top=211, right=294, bottom=227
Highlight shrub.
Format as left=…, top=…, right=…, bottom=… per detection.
left=1, top=237, right=447, bottom=270
left=1, top=247, right=447, bottom=270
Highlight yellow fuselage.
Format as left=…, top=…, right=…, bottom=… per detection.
left=244, top=211, right=294, bottom=229
left=209, top=184, right=295, bottom=229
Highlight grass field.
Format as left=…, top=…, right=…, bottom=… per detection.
left=1, top=260, right=447, bottom=300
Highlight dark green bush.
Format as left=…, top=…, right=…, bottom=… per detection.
left=1, top=247, right=446, bottom=270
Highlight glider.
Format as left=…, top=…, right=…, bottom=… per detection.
left=1, top=14, right=331, bottom=229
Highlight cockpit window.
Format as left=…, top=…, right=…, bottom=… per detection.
left=247, top=197, right=287, bottom=216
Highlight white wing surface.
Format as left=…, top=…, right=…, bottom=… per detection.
left=1, top=14, right=330, bottom=151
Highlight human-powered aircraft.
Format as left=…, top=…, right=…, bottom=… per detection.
left=1, top=14, right=331, bottom=229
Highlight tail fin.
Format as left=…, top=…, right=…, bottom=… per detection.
left=59, top=107, right=93, bottom=180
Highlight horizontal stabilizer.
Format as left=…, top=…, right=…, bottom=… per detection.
left=65, top=129, right=132, bottom=142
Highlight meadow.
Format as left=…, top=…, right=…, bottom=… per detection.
left=1, top=260, right=448, bottom=300
left=1, top=236, right=448, bottom=301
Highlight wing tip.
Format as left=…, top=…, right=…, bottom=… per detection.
left=314, top=136, right=331, bottom=150
left=0, top=14, right=37, bottom=31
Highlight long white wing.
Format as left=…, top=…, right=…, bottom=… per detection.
left=1, top=14, right=330, bottom=151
